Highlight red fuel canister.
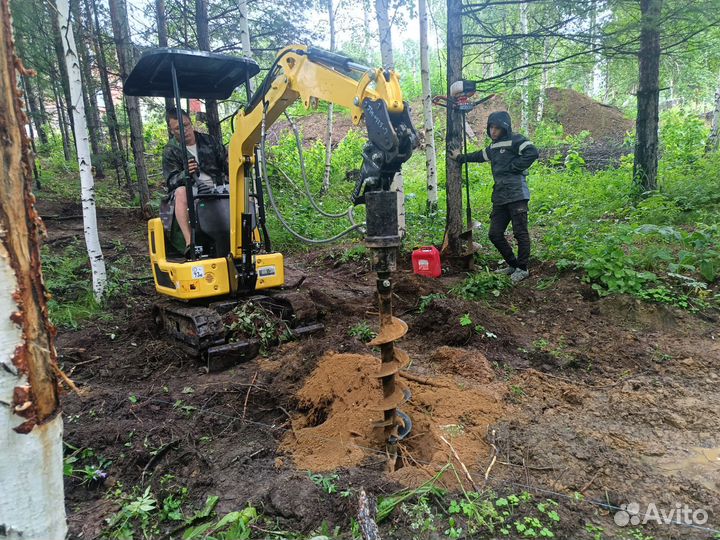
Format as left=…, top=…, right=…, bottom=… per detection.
left=412, top=246, right=441, bottom=278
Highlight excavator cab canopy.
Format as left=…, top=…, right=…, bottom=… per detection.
left=123, top=48, right=260, bottom=100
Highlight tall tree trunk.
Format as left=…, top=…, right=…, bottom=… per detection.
left=419, top=0, right=437, bottom=213
left=108, top=0, right=152, bottom=217
left=363, top=0, right=371, bottom=60
left=375, top=0, right=394, bottom=69
left=633, top=0, right=663, bottom=193
left=88, top=0, right=133, bottom=193
left=49, top=4, right=75, bottom=145
left=706, top=72, right=720, bottom=153
left=235, top=0, right=254, bottom=92
left=1, top=1, right=66, bottom=536
left=321, top=0, right=336, bottom=195
left=520, top=0, right=529, bottom=134
left=195, top=0, right=221, bottom=141
left=22, top=74, right=48, bottom=144
left=155, top=0, right=174, bottom=115
left=589, top=0, right=604, bottom=99
left=57, top=0, right=107, bottom=298
left=445, top=0, right=463, bottom=256
left=536, top=38, right=549, bottom=123
left=52, top=76, right=72, bottom=161
left=20, top=75, right=41, bottom=188
left=73, top=1, right=105, bottom=178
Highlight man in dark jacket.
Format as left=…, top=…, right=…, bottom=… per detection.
left=162, top=107, right=228, bottom=256
left=454, top=111, right=539, bottom=283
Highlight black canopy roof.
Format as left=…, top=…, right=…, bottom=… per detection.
left=123, top=48, right=260, bottom=100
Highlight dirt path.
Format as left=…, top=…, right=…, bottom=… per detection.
left=44, top=201, right=719, bottom=539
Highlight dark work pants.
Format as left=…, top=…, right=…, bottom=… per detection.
left=488, top=200, right=530, bottom=270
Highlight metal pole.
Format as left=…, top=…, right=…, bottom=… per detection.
left=171, top=59, right=196, bottom=256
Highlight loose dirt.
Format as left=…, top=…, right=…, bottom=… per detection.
left=43, top=192, right=720, bottom=539
left=280, top=352, right=507, bottom=481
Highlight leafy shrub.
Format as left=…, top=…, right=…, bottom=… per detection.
left=451, top=271, right=510, bottom=300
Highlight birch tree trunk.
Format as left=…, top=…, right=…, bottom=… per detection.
left=633, top=0, right=663, bottom=193
left=73, top=0, right=105, bottom=178
left=0, top=1, right=66, bottom=536
left=88, top=0, right=133, bottom=193
left=321, top=0, right=336, bottom=195
left=706, top=73, right=720, bottom=153
left=520, top=1, right=529, bottom=134
left=50, top=4, right=75, bottom=145
left=363, top=0, right=371, bottom=60
left=235, top=0, right=255, bottom=92
left=536, top=38, right=549, bottom=122
left=22, top=74, right=48, bottom=144
left=445, top=0, right=464, bottom=256
left=419, top=0, right=438, bottom=213
left=57, top=0, right=107, bottom=299
left=108, top=0, right=153, bottom=217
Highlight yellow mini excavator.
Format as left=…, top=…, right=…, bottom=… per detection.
left=125, top=45, right=418, bottom=449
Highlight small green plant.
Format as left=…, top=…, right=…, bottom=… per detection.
left=418, top=293, right=446, bottom=314
left=225, top=301, right=292, bottom=354
left=459, top=313, right=473, bottom=327
left=585, top=523, right=604, bottom=540
left=451, top=271, right=510, bottom=300
left=307, top=471, right=340, bottom=494
left=349, top=321, right=376, bottom=342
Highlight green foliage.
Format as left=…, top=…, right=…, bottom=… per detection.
left=307, top=471, right=340, bottom=494
left=225, top=301, right=293, bottom=354
left=659, top=108, right=710, bottom=169
left=418, top=293, right=447, bottom=313
left=348, top=321, right=376, bottom=343
left=42, top=241, right=134, bottom=328
left=451, top=271, right=511, bottom=300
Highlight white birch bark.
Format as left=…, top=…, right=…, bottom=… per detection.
left=536, top=38, right=549, bottom=122
left=590, top=1, right=605, bottom=99
left=0, top=264, right=65, bottom=540
left=520, top=1, right=529, bottom=134
left=322, top=0, right=336, bottom=195
left=236, top=0, right=254, bottom=92
left=419, top=0, right=438, bottom=212
left=57, top=0, right=106, bottom=299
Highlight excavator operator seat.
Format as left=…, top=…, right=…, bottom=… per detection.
left=195, top=193, right=231, bottom=258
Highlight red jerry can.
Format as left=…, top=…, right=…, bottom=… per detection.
left=412, top=246, right=442, bottom=278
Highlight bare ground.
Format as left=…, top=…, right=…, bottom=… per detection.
left=41, top=198, right=719, bottom=540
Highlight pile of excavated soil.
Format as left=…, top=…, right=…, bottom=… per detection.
left=280, top=352, right=508, bottom=485
left=544, top=87, right=633, bottom=142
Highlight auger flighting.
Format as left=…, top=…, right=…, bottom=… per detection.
left=364, top=190, right=412, bottom=468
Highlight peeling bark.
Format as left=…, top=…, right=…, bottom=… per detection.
left=0, top=1, right=66, bottom=536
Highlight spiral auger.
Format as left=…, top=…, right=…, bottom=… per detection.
left=364, top=191, right=412, bottom=467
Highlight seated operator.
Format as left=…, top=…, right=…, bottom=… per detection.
left=162, top=107, right=228, bottom=258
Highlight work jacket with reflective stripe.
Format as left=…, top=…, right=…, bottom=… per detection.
left=463, top=113, right=539, bottom=205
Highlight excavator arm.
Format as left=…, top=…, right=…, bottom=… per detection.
left=227, top=45, right=418, bottom=264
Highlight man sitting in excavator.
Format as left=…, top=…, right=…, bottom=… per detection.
left=161, top=107, right=228, bottom=258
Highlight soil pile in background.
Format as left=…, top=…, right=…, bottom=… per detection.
left=280, top=352, right=508, bottom=485
left=544, top=87, right=633, bottom=142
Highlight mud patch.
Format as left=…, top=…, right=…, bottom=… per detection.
left=281, top=352, right=507, bottom=484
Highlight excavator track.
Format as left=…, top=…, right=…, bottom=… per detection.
left=153, top=291, right=323, bottom=372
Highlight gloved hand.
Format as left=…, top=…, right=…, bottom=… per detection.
left=450, top=149, right=466, bottom=163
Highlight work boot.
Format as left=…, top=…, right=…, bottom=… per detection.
left=183, top=244, right=193, bottom=260
left=494, top=265, right=516, bottom=275
left=510, top=268, right=530, bottom=284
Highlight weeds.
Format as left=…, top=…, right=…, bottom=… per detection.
left=451, top=271, right=510, bottom=300
left=349, top=321, right=376, bottom=342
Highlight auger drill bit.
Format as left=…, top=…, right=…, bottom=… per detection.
left=364, top=191, right=412, bottom=467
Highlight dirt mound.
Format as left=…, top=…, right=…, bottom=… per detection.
left=545, top=87, right=633, bottom=142
left=265, top=114, right=362, bottom=148
left=280, top=352, right=507, bottom=484
left=429, top=346, right=495, bottom=383
left=466, top=94, right=510, bottom=139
